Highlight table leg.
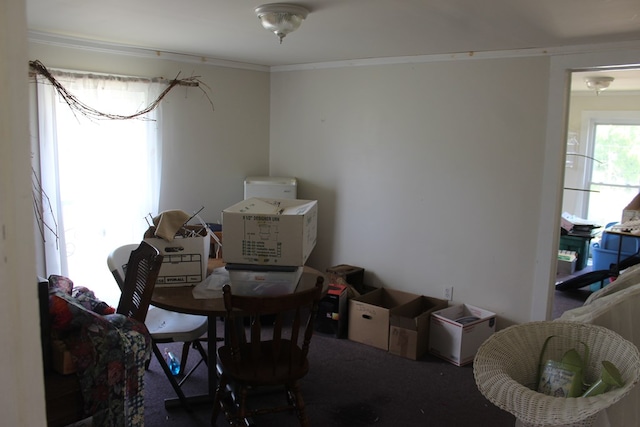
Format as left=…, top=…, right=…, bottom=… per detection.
left=207, top=314, right=218, bottom=397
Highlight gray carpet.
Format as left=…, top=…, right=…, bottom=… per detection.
left=144, top=324, right=516, bottom=427
left=142, top=287, right=589, bottom=427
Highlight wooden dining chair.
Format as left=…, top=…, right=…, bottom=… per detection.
left=116, top=241, right=164, bottom=324
left=211, top=276, right=324, bottom=427
left=115, top=241, right=198, bottom=410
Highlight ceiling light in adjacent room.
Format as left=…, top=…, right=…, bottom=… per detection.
left=584, top=76, right=615, bottom=95
left=255, top=3, right=309, bottom=44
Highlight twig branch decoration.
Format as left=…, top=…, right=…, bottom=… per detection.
left=32, top=167, right=60, bottom=248
left=29, top=59, right=214, bottom=121
left=29, top=59, right=214, bottom=246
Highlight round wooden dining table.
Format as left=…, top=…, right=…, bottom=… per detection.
left=150, top=258, right=327, bottom=408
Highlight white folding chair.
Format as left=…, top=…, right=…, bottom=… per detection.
left=108, top=243, right=208, bottom=409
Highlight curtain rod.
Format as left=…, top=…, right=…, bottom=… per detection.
left=28, top=59, right=213, bottom=120
left=28, top=61, right=199, bottom=87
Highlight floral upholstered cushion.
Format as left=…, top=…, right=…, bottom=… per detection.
left=72, top=286, right=116, bottom=315
left=48, top=275, right=115, bottom=331
left=49, top=274, right=74, bottom=295
left=48, top=279, right=151, bottom=427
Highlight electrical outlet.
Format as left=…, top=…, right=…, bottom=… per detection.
left=444, top=286, right=453, bottom=301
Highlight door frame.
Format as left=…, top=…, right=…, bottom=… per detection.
left=532, top=45, right=640, bottom=320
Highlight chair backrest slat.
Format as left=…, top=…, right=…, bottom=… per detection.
left=116, top=241, right=163, bottom=323
left=222, top=276, right=323, bottom=380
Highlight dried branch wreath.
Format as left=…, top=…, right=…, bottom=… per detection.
left=29, top=59, right=214, bottom=121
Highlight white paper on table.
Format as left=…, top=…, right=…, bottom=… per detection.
left=192, top=267, right=229, bottom=299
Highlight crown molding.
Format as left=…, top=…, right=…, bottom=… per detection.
left=28, top=30, right=640, bottom=74
left=28, top=31, right=270, bottom=72
left=271, top=40, right=640, bottom=72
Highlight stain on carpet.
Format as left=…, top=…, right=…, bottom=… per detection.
left=332, top=401, right=383, bottom=425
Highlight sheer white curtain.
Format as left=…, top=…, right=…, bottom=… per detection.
left=35, top=72, right=163, bottom=306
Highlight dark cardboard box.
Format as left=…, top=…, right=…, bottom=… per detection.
left=315, top=283, right=348, bottom=338
left=327, top=264, right=365, bottom=293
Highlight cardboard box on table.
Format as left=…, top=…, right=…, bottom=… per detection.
left=388, top=296, right=449, bottom=360
left=144, top=226, right=210, bottom=287
left=222, top=198, right=317, bottom=267
left=348, top=288, right=421, bottom=351
left=429, top=304, right=496, bottom=366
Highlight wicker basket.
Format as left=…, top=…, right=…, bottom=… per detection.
left=473, top=321, right=640, bottom=427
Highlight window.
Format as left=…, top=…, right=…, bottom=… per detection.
left=580, top=111, right=640, bottom=226
left=34, top=72, right=163, bottom=306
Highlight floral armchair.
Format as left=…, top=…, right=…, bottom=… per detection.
left=46, top=275, right=151, bottom=427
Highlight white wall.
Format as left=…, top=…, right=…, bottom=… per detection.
left=269, top=57, right=549, bottom=326
left=28, top=42, right=271, bottom=225
left=1, top=0, right=47, bottom=425
left=26, top=39, right=640, bottom=328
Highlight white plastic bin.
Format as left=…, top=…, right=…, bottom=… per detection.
left=226, top=265, right=304, bottom=296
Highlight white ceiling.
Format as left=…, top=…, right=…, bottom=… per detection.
left=26, top=0, right=640, bottom=69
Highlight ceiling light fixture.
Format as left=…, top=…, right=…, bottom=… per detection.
left=584, top=76, right=615, bottom=95
left=255, top=3, right=309, bottom=44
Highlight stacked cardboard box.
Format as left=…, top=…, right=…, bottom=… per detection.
left=315, top=283, right=348, bottom=338
left=144, top=224, right=210, bottom=287
left=221, top=198, right=318, bottom=295
left=326, top=264, right=365, bottom=293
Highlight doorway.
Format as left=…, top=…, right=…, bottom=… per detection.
left=563, top=70, right=640, bottom=227
left=532, top=48, right=640, bottom=321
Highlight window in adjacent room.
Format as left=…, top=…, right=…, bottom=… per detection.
left=580, top=111, right=640, bottom=226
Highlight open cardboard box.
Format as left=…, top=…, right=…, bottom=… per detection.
left=389, top=296, right=448, bottom=360
left=429, top=304, right=496, bottom=366
left=144, top=225, right=210, bottom=287
left=222, top=198, right=317, bottom=267
left=348, top=288, right=421, bottom=351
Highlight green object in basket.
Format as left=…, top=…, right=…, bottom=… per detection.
left=582, top=361, right=624, bottom=397
left=538, top=348, right=585, bottom=397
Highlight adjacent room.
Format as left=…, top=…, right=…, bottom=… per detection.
left=3, top=1, right=640, bottom=426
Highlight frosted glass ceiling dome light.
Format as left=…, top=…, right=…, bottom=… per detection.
left=585, top=76, right=615, bottom=95
left=255, top=3, right=309, bottom=44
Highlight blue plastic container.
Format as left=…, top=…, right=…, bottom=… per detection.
left=599, top=231, right=640, bottom=253
left=590, top=231, right=640, bottom=291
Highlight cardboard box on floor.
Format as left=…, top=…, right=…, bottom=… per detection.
left=429, top=304, right=496, bottom=366
left=222, top=198, right=318, bottom=267
left=389, top=296, right=449, bottom=360
left=144, top=226, right=210, bottom=287
left=348, top=288, right=421, bottom=351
